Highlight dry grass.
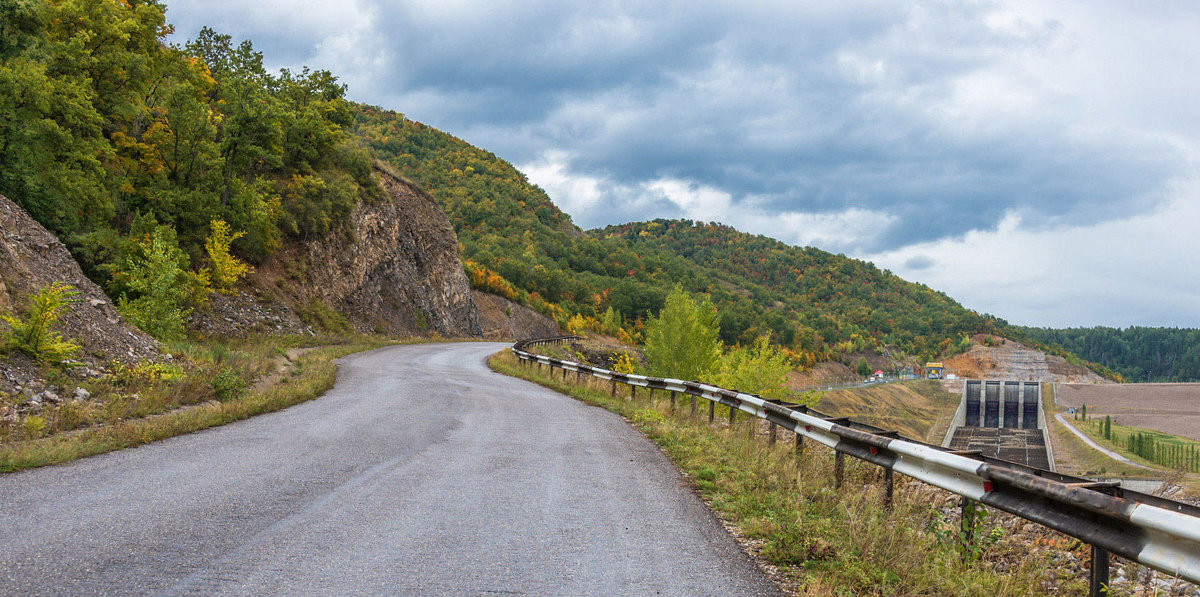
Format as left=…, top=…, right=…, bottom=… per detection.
left=491, top=351, right=1086, bottom=595
left=816, top=381, right=960, bottom=443
left=0, top=337, right=394, bottom=472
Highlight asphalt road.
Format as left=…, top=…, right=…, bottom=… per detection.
left=0, top=342, right=778, bottom=596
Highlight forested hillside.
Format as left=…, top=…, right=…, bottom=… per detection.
left=1016, top=327, right=1200, bottom=382
left=0, top=0, right=376, bottom=338
left=352, top=106, right=1002, bottom=363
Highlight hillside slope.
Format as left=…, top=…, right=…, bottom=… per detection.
left=352, top=105, right=998, bottom=361
left=0, top=195, right=160, bottom=394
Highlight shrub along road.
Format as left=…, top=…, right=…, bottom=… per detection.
left=0, top=342, right=777, bottom=596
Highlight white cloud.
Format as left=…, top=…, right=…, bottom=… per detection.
left=869, top=183, right=1200, bottom=327
left=522, top=152, right=899, bottom=253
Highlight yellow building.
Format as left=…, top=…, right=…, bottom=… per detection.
left=925, top=362, right=944, bottom=379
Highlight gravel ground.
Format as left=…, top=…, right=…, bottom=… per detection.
left=0, top=342, right=778, bottom=596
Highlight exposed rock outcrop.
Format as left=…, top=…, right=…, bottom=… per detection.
left=943, top=336, right=1107, bottom=383
left=0, top=195, right=159, bottom=391
left=194, top=166, right=481, bottom=337
left=473, top=290, right=559, bottom=340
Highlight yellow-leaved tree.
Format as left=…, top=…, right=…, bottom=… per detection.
left=205, top=219, right=253, bottom=292
left=716, top=334, right=816, bottom=406
left=2, top=282, right=81, bottom=363
left=565, top=313, right=590, bottom=336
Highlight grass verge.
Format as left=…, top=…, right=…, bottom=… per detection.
left=489, top=350, right=1086, bottom=596
left=0, top=339, right=391, bottom=473
left=1073, top=417, right=1200, bottom=471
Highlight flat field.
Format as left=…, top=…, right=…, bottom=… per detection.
left=1056, top=383, right=1200, bottom=441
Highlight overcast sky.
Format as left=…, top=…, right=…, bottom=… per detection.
left=166, top=1, right=1200, bottom=328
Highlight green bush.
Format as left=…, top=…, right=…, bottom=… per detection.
left=716, top=334, right=798, bottom=402
left=211, top=367, right=246, bottom=401
left=296, top=299, right=351, bottom=334
left=2, top=281, right=81, bottom=363
left=115, top=225, right=210, bottom=341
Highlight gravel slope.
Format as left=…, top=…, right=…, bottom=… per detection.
left=0, top=342, right=778, bottom=596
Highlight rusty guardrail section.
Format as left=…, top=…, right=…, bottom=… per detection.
left=513, top=336, right=1200, bottom=593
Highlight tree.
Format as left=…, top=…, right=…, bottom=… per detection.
left=716, top=334, right=794, bottom=402
left=641, top=287, right=721, bottom=381
left=205, top=219, right=252, bottom=292
left=2, top=282, right=80, bottom=363
left=856, top=357, right=870, bottom=377
left=115, top=225, right=210, bottom=341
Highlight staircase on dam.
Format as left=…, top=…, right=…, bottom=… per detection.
left=943, top=380, right=1055, bottom=470
left=948, top=427, right=1052, bottom=470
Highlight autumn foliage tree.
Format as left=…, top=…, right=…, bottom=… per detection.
left=205, top=219, right=252, bottom=292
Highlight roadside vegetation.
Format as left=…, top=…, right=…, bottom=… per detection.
left=0, top=333, right=395, bottom=473
left=489, top=349, right=1087, bottom=595
left=0, top=1, right=409, bottom=471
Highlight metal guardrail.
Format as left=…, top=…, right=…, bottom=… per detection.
left=513, top=336, right=1200, bottom=594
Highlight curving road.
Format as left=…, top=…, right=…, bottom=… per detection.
left=0, top=342, right=778, bottom=596
left=1054, top=413, right=1150, bottom=470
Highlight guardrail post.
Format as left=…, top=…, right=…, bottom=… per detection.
left=709, top=400, right=715, bottom=423
left=669, top=391, right=676, bottom=411
left=795, top=432, right=804, bottom=454
left=1089, top=545, right=1110, bottom=597
left=647, top=388, right=654, bottom=404
left=611, top=379, right=617, bottom=396
left=769, top=422, right=777, bottom=445
left=883, top=467, right=893, bottom=508
left=728, top=403, right=736, bottom=428
left=1087, top=484, right=1120, bottom=597
left=835, top=451, right=845, bottom=489
left=630, top=385, right=636, bottom=401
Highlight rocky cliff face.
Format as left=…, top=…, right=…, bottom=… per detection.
left=215, top=166, right=481, bottom=338
left=473, top=290, right=559, bottom=340
left=0, top=195, right=159, bottom=390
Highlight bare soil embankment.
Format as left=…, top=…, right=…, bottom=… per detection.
left=943, top=336, right=1106, bottom=383
left=1056, top=383, right=1200, bottom=440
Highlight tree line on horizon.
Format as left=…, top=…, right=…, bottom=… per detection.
left=1018, top=326, right=1200, bottom=382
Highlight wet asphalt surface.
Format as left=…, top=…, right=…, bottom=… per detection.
left=0, top=342, right=778, bottom=596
